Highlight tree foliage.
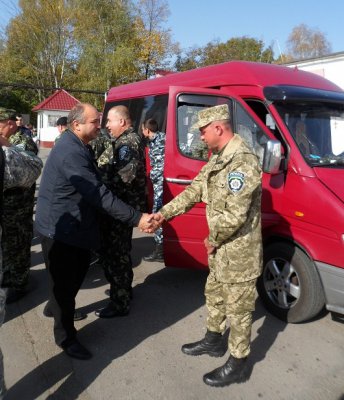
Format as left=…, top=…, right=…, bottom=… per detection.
left=0, top=0, right=175, bottom=109
left=176, top=37, right=274, bottom=71
left=133, top=0, right=175, bottom=79
left=3, top=0, right=75, bottom=102
left=0, top=1, right=334, bottom=114
left=71, top=0, right=137, bottom=98
left=286, top=23, right=332, bottom=60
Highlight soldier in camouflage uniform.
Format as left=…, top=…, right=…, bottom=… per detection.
left=155, top=104, right=262, bottom=387
left=0, top=108, right=43, bottom=399
left=142, top=118, right=165, bottom=262
left=93, top=105, right=147, bottom=318
left=1, top=111, right=40, bottom=303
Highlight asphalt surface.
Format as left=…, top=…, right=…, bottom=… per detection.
left=0, top=148, right=343, bottom=400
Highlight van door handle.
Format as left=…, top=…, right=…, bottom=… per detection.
left=165, top=177, right=192, bottom=185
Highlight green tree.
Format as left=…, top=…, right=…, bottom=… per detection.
left=133, top=0, right=176, bottom=79
left=286, top=24, right=332, bottom=60
left=71, top=0, right=137, bottom=97
left=175, top=36, right=274, bottom=71
left=3, top=0, right=75, bottom=104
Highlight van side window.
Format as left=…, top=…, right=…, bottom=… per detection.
left=235, top=102, right=270, bottom=165
left=244, top=99, right=288, bottom=156
left=176, top=94, right=232, bottom=161
left=103, top=95, right=168, bottom=134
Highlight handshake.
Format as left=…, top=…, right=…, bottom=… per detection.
left=138, top=212, right=165, bottom=233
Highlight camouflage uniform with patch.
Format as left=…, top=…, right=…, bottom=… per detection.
left=96, top=127, right=147, bottom=313
left=89, top=130, right=112, bottom=160
left=0, top=142, right=43, bottom=399
left=148, top=131, right=165, bottom=245
left=160, top=125, right=262, bottom=359
left=2, top=131, right=39, bottom=292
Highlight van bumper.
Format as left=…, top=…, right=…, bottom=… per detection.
left=316, top=261, right=344, bottom=315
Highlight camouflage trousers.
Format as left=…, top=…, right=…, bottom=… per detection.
left=97, top=216, right=134, bottom=313
left=205, top=269, right=257, bottom=358
left=152, top=180, right=163, bottom=245
left=1, top=210, right=33, bottom=290
left=0, top=227, right=7, bottom=398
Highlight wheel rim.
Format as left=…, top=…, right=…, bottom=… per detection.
left=263, top=257, right=301, bottom=309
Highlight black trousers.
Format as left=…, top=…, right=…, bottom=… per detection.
left=41, top=236, right=90, bottom=346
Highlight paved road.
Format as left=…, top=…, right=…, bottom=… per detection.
left=0, top=148, right=343, bottom=400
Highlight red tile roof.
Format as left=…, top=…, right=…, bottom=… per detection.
left=32, top=89, right=80, bottom=111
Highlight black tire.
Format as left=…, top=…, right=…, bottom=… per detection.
left=257, top=242, right=325, bottom=323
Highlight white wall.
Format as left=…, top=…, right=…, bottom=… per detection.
left=37, top=110, right=68, bottom=143
left=285, top=53, right=344, bottom=90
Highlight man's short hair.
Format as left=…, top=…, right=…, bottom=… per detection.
left=143, top=118, right=158, bottom=132
left=67, top=104, right=86, bottom=125
left=56, top=116, right=68, bottom=126
left=0, top=107, right=17, bottom=122
left=110, top=105, right=131, bottom=122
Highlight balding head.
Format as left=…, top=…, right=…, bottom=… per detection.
left=106, top=105, right=132, bottom=138
left=68, top=103, right=100, bottom=143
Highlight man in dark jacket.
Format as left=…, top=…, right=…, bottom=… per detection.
left=35, top=103, right=155, bottom=360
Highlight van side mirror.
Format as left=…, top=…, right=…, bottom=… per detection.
left=263, top=140, right=282, bottom=174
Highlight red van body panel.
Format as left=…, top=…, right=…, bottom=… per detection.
left=105, top=61, right=344, bottom=319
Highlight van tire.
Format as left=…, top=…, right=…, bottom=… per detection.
left=257, top=242, right=325, bottom=323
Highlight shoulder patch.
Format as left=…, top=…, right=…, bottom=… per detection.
left=118, top=145, right=131, bottom=162
left=228, top=171, right=245, bottom=193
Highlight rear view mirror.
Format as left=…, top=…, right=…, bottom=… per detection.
left=263, top=140, right=282, bottom=174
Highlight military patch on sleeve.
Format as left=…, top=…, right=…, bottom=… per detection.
left=228, top=171, right=245, bottom=193
left=118, top=145, right=131, bottom=162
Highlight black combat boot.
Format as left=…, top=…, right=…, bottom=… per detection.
left=203, top=355, right=248, bottom=387
left=143, top=244, right=164, bottom=262
left=181, top=330, right=227, bottom=357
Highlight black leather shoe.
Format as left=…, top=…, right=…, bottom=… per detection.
left=182, top=330, right=227, bottom=357
left=62, top=340, right=92, bottom=360
left=143, top=244, right=164, bottom=262
left=6, top=288, right=28, bottom=304
left=43, top=304, right=53, bottom=317
left=95, top=302, right=129, bottom=318
left=105, top=288, right=133, bottom=300
left=203, top=355, right=248, bottom=387
left=43, top=305, right=87, bottom=321
left=73, top=311, right=87, bottom=321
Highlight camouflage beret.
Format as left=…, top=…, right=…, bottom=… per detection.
left=0, top=107, right=17, bottom=121
left=192, top=104, right=230, bottom=130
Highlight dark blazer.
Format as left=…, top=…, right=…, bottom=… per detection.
left=35, top=130, right=141, bottom=249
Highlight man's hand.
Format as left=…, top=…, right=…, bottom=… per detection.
left=204, top=238, right=216, bottom=255
left=138, top=212, right=166, bottom=233
left=152, top=212, right=165, bottom=226
left=138, top=213, right=154, bottom=232
left=138, top=213, right=159, bottom=233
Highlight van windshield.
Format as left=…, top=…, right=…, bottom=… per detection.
left=274, top=101, right=344, bottom=166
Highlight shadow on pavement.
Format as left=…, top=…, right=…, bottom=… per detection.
left=6, top=265, right=207, bottom=399
left=5, top=235, right=284, bottom=399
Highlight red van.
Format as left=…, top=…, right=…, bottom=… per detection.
left=104, top=61, right=344, bottom=323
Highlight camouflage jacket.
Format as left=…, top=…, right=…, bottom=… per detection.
left=160, top=134, right=262, bottom=283
left=3, top=147, right=42, bottom=190
left=10, top=131, right=38, bottom=155
left=97, top=127, right=147, bottom=211
left=89, top=131, right=112, bottom=160
left=147, top=131, right=165, bottom=183
left=1, top=146, right=43, bottom=327
left=4, top=132, right=40, bottom=212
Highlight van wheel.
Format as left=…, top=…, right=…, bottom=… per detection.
left=257, top=242, right=325, bottom=323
